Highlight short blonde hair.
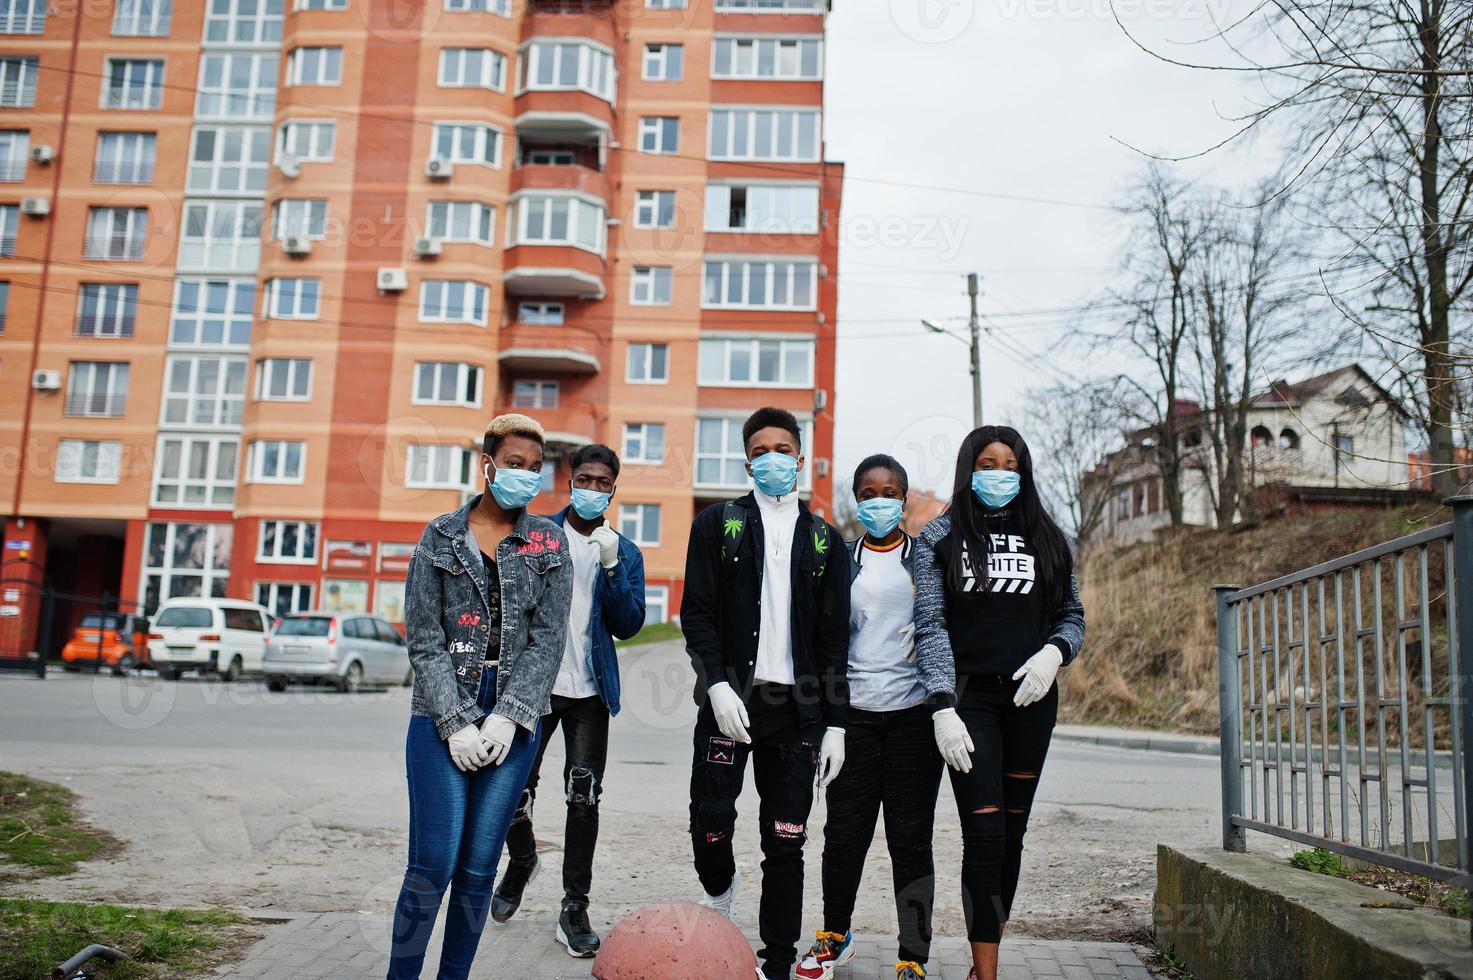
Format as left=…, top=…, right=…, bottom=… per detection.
left=483, top=413, right=545, bottom=455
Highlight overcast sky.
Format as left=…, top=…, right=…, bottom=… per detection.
left=824, top=0, right=1274, bottom=495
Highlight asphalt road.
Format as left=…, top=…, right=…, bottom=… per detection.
left=0, top=642, right=1221, bottom=943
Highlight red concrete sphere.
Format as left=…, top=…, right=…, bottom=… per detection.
left=592, top=901, right=755, bottom=980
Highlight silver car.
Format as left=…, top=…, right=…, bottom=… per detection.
left=262, top=611, right=411, bottom=693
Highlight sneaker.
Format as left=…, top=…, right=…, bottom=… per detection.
left=794, top=930, right=854, bottom=979
left=490, top=856, right=538, bottom=923
left=697, top=868, right=739, bottom=919
left=895, top=962, right=927, bottom=980
left=556, top=904, right=600, bottom=957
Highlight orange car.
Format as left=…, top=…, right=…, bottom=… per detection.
left=60, top=612, right=150, bottom=674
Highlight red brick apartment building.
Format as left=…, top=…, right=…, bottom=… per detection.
left=0, top=0, right=842, bottom=657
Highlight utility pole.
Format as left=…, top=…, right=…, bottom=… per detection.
left=921, top=272, right=985, bottom=428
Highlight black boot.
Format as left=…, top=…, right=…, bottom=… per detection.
left=556, top=902, right=600, bottom=957
left=490, top=855, right=538, bottom=923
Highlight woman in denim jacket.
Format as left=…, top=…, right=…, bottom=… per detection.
left=387, top=414, right=574, bottom=980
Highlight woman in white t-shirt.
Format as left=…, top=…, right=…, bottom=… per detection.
left=795, top=455, right=944, bottom=980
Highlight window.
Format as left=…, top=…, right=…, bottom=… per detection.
left=406, top=444, right=474, bottom=489
left=511, top=380, right=557, bottom=409
left=439, top=48, right=506, bottom=89
left=56, top=440, right=122, bottom=483
left=152, top=436, right=237, bottom=507
left=85, top=206, right=149, bottom=260
left=287, top=46, right=342, bottom=86
left=418, top=280, right=489, bottom=325
left=445, top=0, right=509, bottom=10
left=256, top=358, right=312, bottom=400
left=708, top=107, right=820, bottom=162
left=258, top=520, right=319, bottom=563
left=1116, top=487, right=1129, bottom=520
left=171, top=278, right=254, bottom=348
left=643, top=44, right=683, bottom=81
left=705, top=183, right=819, bottom=233
left=426, top=200, right=494, bottom=244
left=715, top=0, right=824, bottom=9
left=699, top=336, right=814, bottom=387
left=279, top=120, right=335, bottom=161
left=161, top=354, right=247, bottom=427
left=256, top=581, right=312, bottom=619
left=413, top=361, right=481, bottom=407
left=94, top=132, right=156, bottom=183
left=0, top=205, right=13, bottom=256
left=247, top=439, right=305, bottom=483
left=713, top=36, right=822, bottom=80
left=180, top=201, right=263, bottom=271
left=702, top=257, right=817, bottom=310
left=65, top=361, right=130, bottom=417
left=0, top=0, right=44, bottom=33
left=643, top=584, right=669, bottom=626
left=507, top=193, right=604, bottom=253
left=695, top=415, right=813, bottom=489
left=273, top=199, right=327, bottom=240
left=264, top=278, right=320, bottom=319
left=517, top=301, right=563, bottom=325
left=647, top=0, right=686, bottom=6
left=630, top=266, right=673, bottom=305
left=205, top=0, right=283, bottom=46
left=141, top=522, right=233, bottom=615
left=518, top=40, right=615, bottom=103
left=1334, top=434, right=1354, bottom=456
left=626, top=342, right=668, bottom=383
left=0, top=57, right=37, bottom=108
left=113, top=0, right=171, bottom=36
left=297, top=0, right=347, bottom=8
left=76, top=283, right=138, bottom=338
left=187, top=126, right=271, bottom=194
left=0, top=280, right=8, bottom=330
left=638, top=116, right=679, bottom=154
left=0, top=130, right=25, bottom=180
left=1278, top=428, right=1300, bottom=450
left=196, top=53, right=277, bottom=119
left=102, top=58, right=164, bottom=110
left=618, top=503, right=661, bottom=547
left=634, top=190, right=677, bottom=229
left=432, top=122, right=500, bottom=167
left=524, top=148, right=574, bottom=166
left=622, top=422, right=665, bottom=464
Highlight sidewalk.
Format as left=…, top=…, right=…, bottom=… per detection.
left=215, top=911, right=1154, bottom=979
left=1052, top=723, right=1218, bottom=757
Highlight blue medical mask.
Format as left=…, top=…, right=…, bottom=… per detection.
left=971, top=470, right=1020, bottom=509
left=485, top=462, right=541, bottom=509
left=749, top=452, right=799, bottom=497
left=569, top=487, right=611, bottom=520
left=856, top=497, right=904, bottom=538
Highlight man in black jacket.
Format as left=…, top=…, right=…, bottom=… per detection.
left=681, top=406, right=851, bottom=980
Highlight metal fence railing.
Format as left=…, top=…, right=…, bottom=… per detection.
left=1215, top=496, right=1473, bottom=929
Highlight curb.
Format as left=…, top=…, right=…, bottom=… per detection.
left=1054, top=729, right=1220, bottom=757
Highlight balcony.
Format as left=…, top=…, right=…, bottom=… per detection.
left=496, top=401, right=596, bottom=451
left=498, top=325, right=601, bottom=375
left=502, top=252, right=606, bottom=299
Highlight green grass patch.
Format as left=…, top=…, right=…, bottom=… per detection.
left=616, top=620, right=683, bottom=648
left=1290, top=847, right=1351, bottom=878
left=0, top=772, right=122, bottom=878
left=0, top=898, right=256, bottom=980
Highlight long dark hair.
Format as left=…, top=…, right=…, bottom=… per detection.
left=945, top=425, right=1073, bottom=610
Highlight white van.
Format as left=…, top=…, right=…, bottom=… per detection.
left=147, top=597, right=274, bottom=680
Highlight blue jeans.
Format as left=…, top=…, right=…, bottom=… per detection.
left=388, top=668, right=540, bottom=980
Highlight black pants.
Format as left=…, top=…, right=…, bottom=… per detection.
left=821, top=703, right=943, bottom=964
left=690, top=683, right=821, bottom=978
left=948, top=675, right=1056, bottom=943
left=505, top=693, right=609, bottom=909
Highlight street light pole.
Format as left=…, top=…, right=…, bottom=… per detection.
left=921, top=272, right=984, bottom=429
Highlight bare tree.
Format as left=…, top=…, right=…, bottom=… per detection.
left=1023, top=378, right=1135, bottom=550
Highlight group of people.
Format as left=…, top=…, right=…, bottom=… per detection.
left=385, top=406, right=1085, bottom=980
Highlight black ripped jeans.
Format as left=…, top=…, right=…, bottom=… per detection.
left=948, top=674, right=1057, bottom=943
left=690, top=682, right=822, bottom=979
left=505, top=693, right=609, bottom=909
left=821, top=702, right=943, bottom=964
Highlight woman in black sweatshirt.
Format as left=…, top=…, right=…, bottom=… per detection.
left=912, top=425, right=1085, bottom=980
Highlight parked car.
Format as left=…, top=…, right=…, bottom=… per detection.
left=147, top=598, right=273, bottom=680
left=262, top=611, right=410, bottom=693
left=60, top=612, right=150, bottom=675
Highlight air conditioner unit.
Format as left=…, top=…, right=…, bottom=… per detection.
left=813, top=388, right=828, bottom=412
left=278, top=153, right=301, bottom=178
left=412, top=237, right=441, bottom=259
left=377, top=267, right=408, bottom=292
left=30, top=369, right=61, bottom=390
left=816, top=457, right=831, bottom=477
left=20, top=196, right=49, bottom=216
left=819, top=263, right=829, bottom=277
left=282, top=235, right=312, bottom=256
left=425, top=155, right=453, bottom=180
left=29, top=144, right=54, bottom=165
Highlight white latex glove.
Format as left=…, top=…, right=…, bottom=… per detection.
left=1012, top=643, right=1064, bottom=707
left=898, top=622, right=916, bottom=662
left=480, top=712, right=518, bottom=766
left=933, top=707, right=974, bottom=773
left=817, top=727, right=845, bottom=788
left=706, top=681, right=751, bottom=744
left=447, top=724, right=491, bottom=772
left=589, top=524, right=620, bottom=569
